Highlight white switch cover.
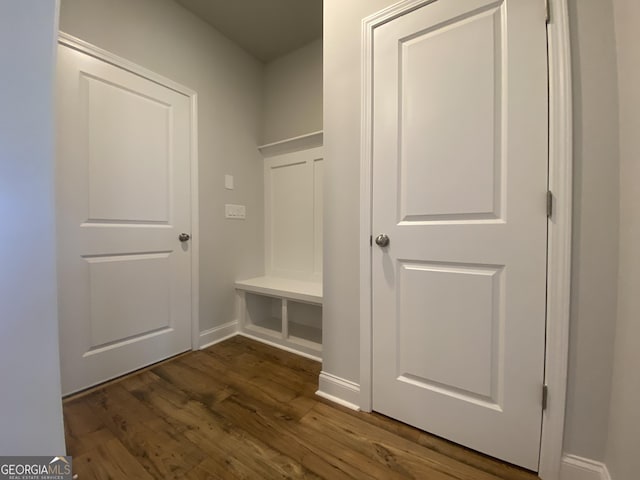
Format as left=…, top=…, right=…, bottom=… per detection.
left=224, top=174, right=234, bottom=190
left=225, top=204, right=246, bottom=219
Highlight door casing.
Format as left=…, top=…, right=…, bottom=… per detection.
left=358, top=1, right=572, bottom=478
left=57, top=32, right=201, bottom=354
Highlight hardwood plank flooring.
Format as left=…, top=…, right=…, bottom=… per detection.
left=63, top=336, right=540, bottom=479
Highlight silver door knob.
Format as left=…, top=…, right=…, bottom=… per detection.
left=178, top=233, right=191, bottom=242
left=375, top=234, right=390, bottom=247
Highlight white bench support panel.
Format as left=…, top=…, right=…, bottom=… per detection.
left=235, top=276, right=323, bottom=360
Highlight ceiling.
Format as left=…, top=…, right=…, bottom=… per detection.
left=174, top=0, right=323, bottom=63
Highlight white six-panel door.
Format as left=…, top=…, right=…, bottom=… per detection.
left=56, top=43, right=193, bottom=395
left=371, top=0, right=548, bottom=470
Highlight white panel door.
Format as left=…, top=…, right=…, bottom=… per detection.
left=372, top=0, right=548, bottom=470
left=56, top=44, right=192, bottom=395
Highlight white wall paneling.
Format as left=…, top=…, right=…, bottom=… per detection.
left=264, top=146, right=324, bottom=282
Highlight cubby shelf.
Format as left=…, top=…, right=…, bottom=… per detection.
left=235, top=276, right=322, bottom=361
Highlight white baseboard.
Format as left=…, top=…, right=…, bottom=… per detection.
left=560, top=454, right=611, bottom=480
left=316, top=371, right=361, bottom=411
left=199, top=320, right=238, bottom=349
left=236, top=332, right=322, bottom=362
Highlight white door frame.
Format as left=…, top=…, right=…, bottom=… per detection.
left=358, top=1, right=572, bottom=478
left=57, top=32, right=201, bottom=352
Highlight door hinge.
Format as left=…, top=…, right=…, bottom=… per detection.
left=542, top=385, right=549, bottom=410
left=545, top=0, right=550, bottom=23
left=547, top=190, right=553, bottom=218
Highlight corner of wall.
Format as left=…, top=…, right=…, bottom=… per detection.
left=262, top=37, right=323, bottom=144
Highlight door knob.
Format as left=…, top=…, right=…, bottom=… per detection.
left=178, top=233, right=191, bottom=242
left=375, top=234, right=390, bottom=247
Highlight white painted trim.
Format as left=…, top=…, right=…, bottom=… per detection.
left=58, top=32, right=197, bottom=97
left=189, top=94, right=200, bottom=352
left=539, top=1, right=573, bottom=478
left=359, top=0, right=440, bottom=416
left=359, top=2, right=573, bottom=479
left=199, top=321, right=239, bottom=350
left=58, top=32, right=202, bottom=352
left=237, top=332, right=322, bottom=362
left=316, top=372, right=361, bottom=411
left=258, top=130, right=323, bottom=157
left=560, top=455, right=611, bottom=480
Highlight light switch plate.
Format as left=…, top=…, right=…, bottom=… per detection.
left=225, top=204, right=246, bottom=219
left=224, top=174, right=234, bottom=190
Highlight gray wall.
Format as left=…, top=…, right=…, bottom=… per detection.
left=323, top=0, right=399, bottom=384
left=323, top=0, right=621, bottom=464
left=564, top=0, right=620, bottom=461
left=606, top=1, right=640, bottom=478
left=60, top=0, right=265, bottom=334
left=263, top=38, right=323, bottom=144
left=0, top=0, right=66, bottom=454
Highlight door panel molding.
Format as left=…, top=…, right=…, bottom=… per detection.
left=57, top=32, right=201, bottom=360
left=359, top=1, right=572, bottom=478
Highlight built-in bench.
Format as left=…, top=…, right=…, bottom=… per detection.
left=235, top=132, right=324, bottom=360
left=235, top=276, right=322, bottom=360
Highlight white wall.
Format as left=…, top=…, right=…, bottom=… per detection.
left=563, top=0, right=620, bottom=461
left=0, top=0, right=66, bottom=454
left=263, top=38, right=323, bottom=144
left=59, top=0, right=265, bottom=334
left=323, top=0, right=621, bottom=466
left=606, top=1, right=640, bottom=478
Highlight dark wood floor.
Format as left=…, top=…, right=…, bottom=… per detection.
left=63, top=336, right=539, bottom=479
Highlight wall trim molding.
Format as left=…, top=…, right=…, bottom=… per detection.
left=237, top=332, right=322, bottom=362
left=316, top=372, right=361, bottom=411
left=258, top=130, right=323, bottom=158
left=199, top=321, right=239, bottom=350
left=58, top=32, right=202, bottom=354
left=359, top=2, right=573, bottom=479
left=538, top=0, right=573, bottom=477
left=560, top=455, right=612, bottom=480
